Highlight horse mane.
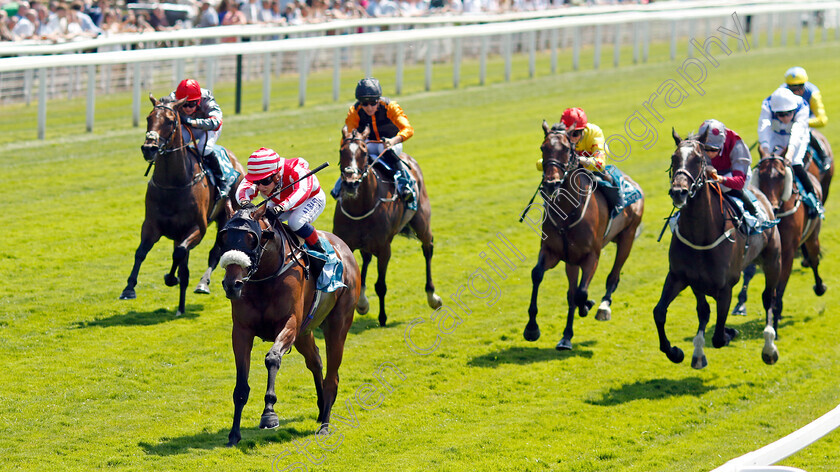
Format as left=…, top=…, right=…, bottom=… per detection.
left=550, top=122, right=567, bottom=133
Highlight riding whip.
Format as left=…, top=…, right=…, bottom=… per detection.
left=257, top=162, right=330, bottom=208
left=518, top=181, right=544, bottom=223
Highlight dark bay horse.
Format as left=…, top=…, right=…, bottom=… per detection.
left=809, top=129, right=834, bottom=201
left=654, top=130, right=782, bottom=368
left=119, top=94, right=244, bottom=316
left=219, top=207, right=360, bottom=447
left=525, top=121, right=644, bottom=350
left=332, top=125, right=442, bottom=327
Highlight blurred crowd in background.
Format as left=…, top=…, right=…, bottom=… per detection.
left=0, top=0, right=649, bottom=43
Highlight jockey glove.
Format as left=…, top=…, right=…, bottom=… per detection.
left=267, top=205, right=284, bottom=222
left=238, top=201, right=255, bottom=210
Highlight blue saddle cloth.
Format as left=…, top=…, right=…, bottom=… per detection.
left=727, top=188, right=780, bottom=235
left=303, top=236, right=346, bottom=293
left=597, top=165, right=643, bottom=218
left=371, top=155, right=418, bottom=212
left=201, top=146, right=240, bottom=191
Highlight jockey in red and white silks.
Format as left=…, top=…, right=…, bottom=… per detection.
left=236, top=148, right=327, bottom=253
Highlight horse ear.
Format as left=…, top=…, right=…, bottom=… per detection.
left=542, top=120, right=550, bottom=136
left=173, top=97, right=187, bottom=109
left=341, top=125, right=350, bottom=139
left=672, top=127, right=681, bottom=146
left=698, top=126, right=709, bottom=144
left=360, top=126, right=370, bottom=140
left=149, top=93, right=157, bottom=106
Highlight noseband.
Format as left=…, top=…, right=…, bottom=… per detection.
left=541, top=131, right=578, bottom=191
left=221, top=215, right=304, bottom=282
left=670, top=140, right=709, bottom=201
left=340, top=134, right=371, bottom=180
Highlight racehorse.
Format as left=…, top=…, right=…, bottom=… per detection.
left=332, top=125, right=443, bottom=327
left=524, top=121, right=644, bottom=350
left=219, top=207, right=360, bottom=447
left=119, top=94, right=244, bottom=316
left=654, top=129, right=782, bottom=368
left=732, top=138, right=831, bottom=315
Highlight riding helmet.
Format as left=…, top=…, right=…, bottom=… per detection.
left=769, top=87, right=799, bottom=113
left=784, top=66, right=808, bottom=85
left=698, top=119, right=727, bottom=150
left=246, top=147, right=284, bottom=182
left=175, top=79, right=202, bottom=103
left=561, top=107, right=588, bottom=130
left=355, top=77, right=382, bottom=101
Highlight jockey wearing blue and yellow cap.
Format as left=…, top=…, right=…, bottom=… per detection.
left=782, top=67, right=830, bottom=170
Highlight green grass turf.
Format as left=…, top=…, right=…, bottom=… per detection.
left=0, top=32, right=839, bottom=471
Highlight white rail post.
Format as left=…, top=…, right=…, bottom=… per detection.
left=38, top=67, right=46, bottom=140
left=454, top=37, right=462, bottom=88
left=550, top=28, right=558, bottom=74
left=613, top=23, right=620, bottom=67
left=24, top=69, right=33, bottom=106
left=479, top=35, right=488, bottom=85
left=594, top=24, right=601, bottom=69
left=363, top=44, right=373, bottom=77
left=132, top=63, right=140, bottom=128
left=572, top=26, right=580, bottom=70
left=298, top=50, right=307, bottom=107
left=633, top=21, right=639, bottom=64
left=808, top=11, right=815, bottom=45
left=795, top=12, right=802, bottom=45
left=670, top=20, right=676, bottom=61
left=528, top=30, right=536, bottom=78
left=332, top=48, right=340, bottom=102
left=687, top=19, right=695, bottom=58
left=86, top=64, right=95, bottom=133
left=263, top=52, right=271, bottom=111
left=425, top=38, right=433, bottom=91
left=767, top=13, right=773, bottom=48
left=396, top=42, right=405, bottom=95
left=643, top=20, right=650, bottom=63
left=504, top=33, right=512, bottom=82
left=780, top=12, right=787, bottom=46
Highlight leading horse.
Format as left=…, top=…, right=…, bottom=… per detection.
left=120, top=94, right=244, bottom=316
left=332, top=125, right=443, bottom=327
left=219, top=207, right=360, bottom=446
left=524, top=121, right=644, bottom=350
left=654, top=130, right=782, bottom=368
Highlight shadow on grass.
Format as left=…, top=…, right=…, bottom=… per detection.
left=72, top=305, right=202, bottom=328
left=140, top=419, right=310, bottom=456
left=586, top=376, right=722, bottom=406
left=467, top=341, right=596, bottom=367
left=313, top=317, right=403, bottom=339
left=678, top=316, right=796, bottom=343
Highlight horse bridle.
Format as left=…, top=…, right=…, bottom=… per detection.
left=220, top=214, right=305, bottom=282
left=541, top=131, right=579, bottom=191
left=340, top=132, right=372, bottom=181
left=145, top=104, right=191, bottom=161
left=670, top=139, right=710, bottom=201
left=757, top=155, right=797, bottom=214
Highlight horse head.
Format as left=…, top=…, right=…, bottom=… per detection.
left=142, top=94, right=187, bottom=163
left=219, top=206, right=280, bottom=299
left=756, top=156, right=793, bottom=212
left=338, top=125, right=371, bottom=198
left=669, top=128, right=712, bottom=209
left=540, top=120, right=577, bottom=196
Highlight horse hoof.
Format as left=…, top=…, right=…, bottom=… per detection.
left=555, top=338, right=572, bottom=351
left=523, top=325, right=541, bottom=342
left=814, top=283, right=827, bottom=296
left=194, top=283, right=210, bottom=294
left=667, top=347, right=684, bottom=363
left=316, top=424, right=330, bottom=436
left=427, top=292, right=443, bottom=309
left=801, top=258, right=811, bottom=268
left=762, top=349, right=779, bottom=365
left=725, top=327, right=739, bottom=340
left=378, top=314, right=387, bottom=327
left=691, top=355, right=708, bottom=370
left=259, top=413, right=279, bottom=429
left=164, top=274, right=179, bottom=287
left=356, top=302, right=369, bottom=315
left=731, top=303, right=747, bottom=316
left=119, top=289, right=136, bottom=300
left=175, top=309, right=184, bottom=317
left=595, top=301, right=611, bottom=321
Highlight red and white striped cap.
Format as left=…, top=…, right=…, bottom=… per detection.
left=246, top=147, right=284, bottom=181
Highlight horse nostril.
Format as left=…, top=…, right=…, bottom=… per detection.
left=233, top=280, right=244, bottom=290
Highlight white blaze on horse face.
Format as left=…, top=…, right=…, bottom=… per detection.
left=145, top=131, right=160, bottom=142
left=220, top=249, right=251, bottom=270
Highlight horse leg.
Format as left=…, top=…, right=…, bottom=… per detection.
left=119, top=228, right=161, bottom=300
left=261, top=327, right=296, bottom=430
left=690, top=287, right=711, bottom=369
left=356, top=251, right=372, bottom=315
left=294, top=333, right=325, bottom=424
left=731, top=264, right=756, bottom=316
left=175, top=248, right=190, bottom=317
left=598, top=229, right=635, bottom=321
left=710, top=286, right=738, bottom=349
left=803, top=234, right=827, bottom=296
left=410, top=213, right=443, bottom=309
left=760, top=231, right=782, bottom=365
left=524, top=249, right=560, bottom=342
left=653, top=272, right=688, bottom=363
left=194, top=234, right=223, bottom=295
left=575, top=251, right=599, bottom=319
left=317, top=307, right=353, bottom=434
left=227, top=325, right=254, bottom=447
left=557, top=262, right=580, bottom=351
left=374, top=247, right=391, bottom=327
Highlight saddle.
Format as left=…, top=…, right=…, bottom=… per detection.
left=722, top=190, right=779, bottom=236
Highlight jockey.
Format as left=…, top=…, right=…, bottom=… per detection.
left=782, top=66, right=831, bottom=170
left=697, top=119, right=758, bottom=217
left=236, top=148, right=327, bottom=255
left=758, top=87, right=823, bottom=217
left=330, top=77, right=416, bottom=203
left=163, top=78, right=234, bottom=200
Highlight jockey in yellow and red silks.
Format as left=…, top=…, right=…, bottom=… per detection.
left=536, top=107, right=607, bottom=173
left=782, top=66, right=831, bottom=171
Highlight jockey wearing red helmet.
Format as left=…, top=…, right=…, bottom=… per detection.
left=236, top=148, right=327, bottom=254
left=165, top=78, right=232, bottom=199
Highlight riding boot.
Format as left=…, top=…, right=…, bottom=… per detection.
left=793, top=163, right=824, bottom=217
left=728, top=188, right=759, bottom=217
left=299, top=229, right=327, bottom=283
left=203, top=153, right=230, bottom=200
left=330, top=177, right=342, bottom=199
left=393, top=157, right=416, bottom=204
left=810, top=131, right=832, bottom=172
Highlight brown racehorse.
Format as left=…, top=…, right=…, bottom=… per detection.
left=524, top=121, right=644, bottom=351
left=332, top=125, right=443, bottom=327
left=654, top=130, right=782, bottom=368
left=119, top=94, right=244, bottom=316
left=732, top=137, right=832, bottom=315
left=219, top=207, right=360, bottom=447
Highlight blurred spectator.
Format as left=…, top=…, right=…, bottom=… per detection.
left=11, top=9, right=38, bottom=39
left=0, top=11, right=14, bottom=40
left=84, top=0, right=103, bottom=26
left=221, top=0, right=245, bottom=41
left=70, top=1, right=102, bottom=35
left=217, top=0, right=232, bottom=24
left=100, top=8, right=121, bottom=33
left=196, top=0, right=219, bottom=27
left=283, top=2, right=302, bottom=24
left=149, top=5, right=174, bottom=30
left=240, top=0, right=260, bottom=23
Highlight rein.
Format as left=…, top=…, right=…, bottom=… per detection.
left=146, top=104, right=207, bottom=190
left=245, top=222, right=308, bottom=283
left=338, top=135, right=401, bottom=221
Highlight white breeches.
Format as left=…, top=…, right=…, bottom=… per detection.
left=273, top=189, right=326, bottom=232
